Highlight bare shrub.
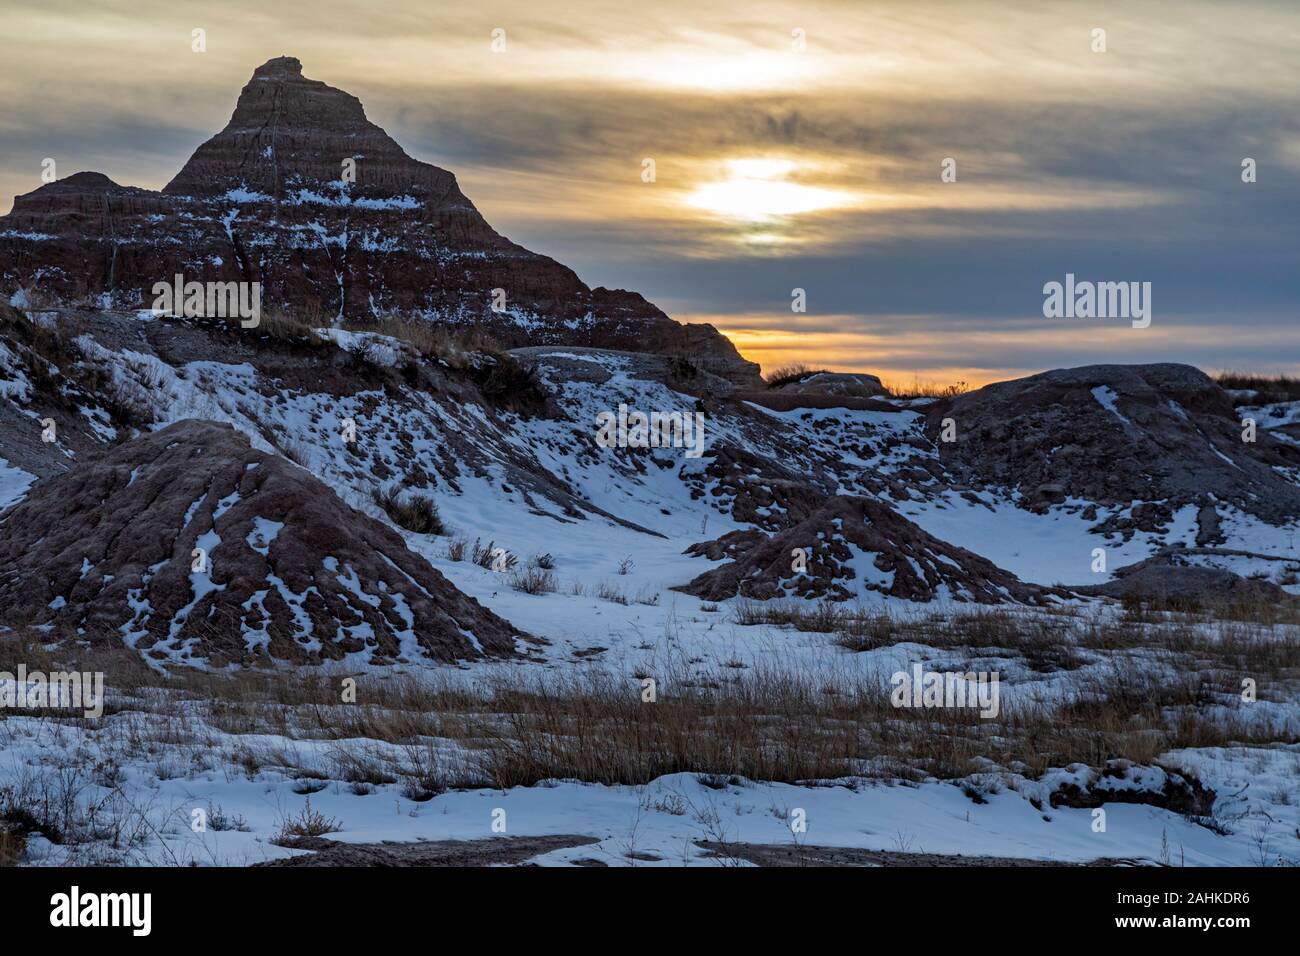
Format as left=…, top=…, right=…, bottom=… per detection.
left=327, top=745, right=398, bottom=787
left=509, top=567, right=557, bottom=595
left=372, top=486, right=443, bottom=535
left=0, top=821, right=25, bottom=866
left=596, top=582, right=630, bottom=605
left=471, top=538, right=517, bottom=571
left=1215, top=371, right=1300, bottom=404
left=273, top=797, right=341, bottom=842
left=397, top=745, right=442, bottom=802
left=205, top=802, right=250, bottom=832
left=277, top=436, right=311, bottom=467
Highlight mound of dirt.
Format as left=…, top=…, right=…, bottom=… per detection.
left=1047, top=761, right=1216, bottom=816
left=1075, top=549, right=1293, bottom=605
left=258, top=834, right=598, bottom=867
left=0, top=419, right=526, bottom=666
left=676, top=494, right=1062, bottom=605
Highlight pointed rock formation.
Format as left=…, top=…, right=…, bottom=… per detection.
left=164, top=56, right=466, bottom=204
left=0, top=58, right=760, bottom=386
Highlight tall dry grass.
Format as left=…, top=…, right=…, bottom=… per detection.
left=1, top=594, right=1295, bottom=796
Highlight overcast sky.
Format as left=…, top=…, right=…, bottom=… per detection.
left=2, top=0, right=1297, bottom=383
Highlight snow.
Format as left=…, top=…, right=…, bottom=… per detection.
left=900, top=491, right=1174, bottom=585
left=4, top=327, right=1297, bottom=867
left=1213, top=506, right=1300, bottom=557
left=844, top=543, right=897, bottom=593
left=1208, top=443, right=1241, bottom=469
left=246, top=517, right=283, bottom=556
left=221, top=187, right=272, bottom=204
left=1090, top=385, right=1132, bottom=426
left=315, top=328, right=404, bottom=366
left=288, top=186, right=420, bottom=211
left=0, top=342, right=33, bottom=402
left=0, top=457, right=35, bottom=510
left=1241, top=399, right=1300, bottom=430
left=161, top=527, right=225, bottom=662
left=79, top=405, right=117, bottom=441
left=4, top=700, right=1291, bottom=866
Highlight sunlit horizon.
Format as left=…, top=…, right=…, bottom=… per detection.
left=2, top=0, right=1297, bottom=381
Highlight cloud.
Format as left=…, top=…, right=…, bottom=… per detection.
left=1, top=0, right=1296, bottom=379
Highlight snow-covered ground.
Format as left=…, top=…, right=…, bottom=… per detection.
left=899, top=492, right=1196, bottom=585
left=6, top=702, right=1295, bottom=867
left=2, top=317, right=1298, bottom=866
left=0, top=457, right=33, bottom=510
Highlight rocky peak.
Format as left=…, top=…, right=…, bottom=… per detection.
left=45, top=171, right=124, bottom=192
left=164, top=57, right=462, bottom=205
left=253, top=55, right=303, bottom=78
left=0, top=57, right=762, bottom=387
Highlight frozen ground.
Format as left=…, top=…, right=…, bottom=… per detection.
left=1, top=320, right=1298, bottom=866
left=4, top=704, right=1295, bottom=867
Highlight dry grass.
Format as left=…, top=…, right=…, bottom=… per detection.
left=830, top=607, right=1085, bottom=672
left=344, top=317, right=502, bottom=368
left=733, top=597, right=847, bottom=632
left=881, top=376, right=971, bottom=400
left=764, top=364, right=821, bottom=389
left=371, top=486, right=444, bottom=535
left=249, top=309, right=322, bottom=344
left=461, top=661, right=1290, bottom=788
left=1119, top=588, right=1300, bottom=627
left=345, top=316, right=552, bottom=414
left=1215, top=371, right=1300, bottom=405
left=1, top=595, right=1295, bottom=806
left=509, top=567, right=557, bottom=594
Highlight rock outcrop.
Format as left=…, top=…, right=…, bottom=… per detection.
left=772, top=371, right=886, bottom=399
left=0, top=419, right=525, bottom=666
left=926, top=364, right=1300, bottom=535
left=0, top=57, right=760, bottom=386
left=677, top=495, right=1061, bottom=604
left=1074, top=549, right=1295, bottom=605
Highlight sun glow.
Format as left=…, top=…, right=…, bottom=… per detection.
left=614, top=47, right=823, bottom=92
left=686, top=158, right=854, bottom=224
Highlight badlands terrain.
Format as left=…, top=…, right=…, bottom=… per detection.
left=0, top=58, right=1296, bottom=867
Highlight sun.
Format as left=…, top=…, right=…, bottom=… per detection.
left=686, top=158, right=853, bottom=224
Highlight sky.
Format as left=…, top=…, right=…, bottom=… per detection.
left=2, top=0, right=1298, bottom=384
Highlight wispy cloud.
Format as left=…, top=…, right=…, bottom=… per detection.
left=2, top=0, right=1297, bottom=381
